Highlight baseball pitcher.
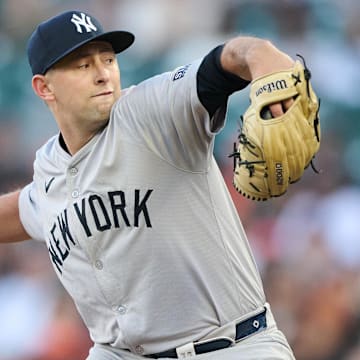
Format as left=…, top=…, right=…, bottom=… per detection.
left=0, top=10, right=320, bottom=360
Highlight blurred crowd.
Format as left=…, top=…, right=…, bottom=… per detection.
left=1, top=0, right=360, bottom=359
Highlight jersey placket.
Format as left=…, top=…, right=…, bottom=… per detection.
left=67, top=165, right=80, bottom=201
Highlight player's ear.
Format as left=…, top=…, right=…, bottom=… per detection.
left=32, top=74, right=55, bottom=101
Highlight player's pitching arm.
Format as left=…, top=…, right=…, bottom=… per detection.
left=0, top=190, right=30, bottom=243
left=220, top=37, right=295, bottom=116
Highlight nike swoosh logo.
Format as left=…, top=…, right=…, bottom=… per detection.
left=45, top=177, right=55, bottom=193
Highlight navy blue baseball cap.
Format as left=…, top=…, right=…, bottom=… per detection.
left=27, top=10, right=135, bottom=75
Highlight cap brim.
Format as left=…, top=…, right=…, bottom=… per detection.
left=95, top=31, right=135, bottom=53
left=45, top=30, right=134, bottom=73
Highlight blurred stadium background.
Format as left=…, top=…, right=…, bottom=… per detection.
left=1, top=0, right=360, bottom=359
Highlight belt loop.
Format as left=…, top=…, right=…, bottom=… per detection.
left=176, top=342, right=196, bottom=358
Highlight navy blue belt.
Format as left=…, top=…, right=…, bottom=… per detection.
left=146, top=308, right=267, bottom=358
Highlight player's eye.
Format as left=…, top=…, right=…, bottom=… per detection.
left=78, top=63, right=90, bottom=69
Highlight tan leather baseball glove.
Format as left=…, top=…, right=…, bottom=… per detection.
left=229, top=57, right=321, bottom=201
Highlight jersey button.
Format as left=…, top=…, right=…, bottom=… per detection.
left=94, top=260, right=103, bottom=270
left=135, top=345, right=144, bottom=355
left=116, top=305, right=127, bottom=315
left=71, top=189, right=80, bottom=198
left=69, top=167, right=78, bottom=176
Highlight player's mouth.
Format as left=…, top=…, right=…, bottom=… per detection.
left=92, top=91, right=113, bottom=97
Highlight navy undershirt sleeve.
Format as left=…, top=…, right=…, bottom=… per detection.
left=196, top=45, right=250, bottom=118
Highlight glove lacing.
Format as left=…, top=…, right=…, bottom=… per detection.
left=296, top=54, right=322, bottom=174
left=228, top=121, right=265, bottom=178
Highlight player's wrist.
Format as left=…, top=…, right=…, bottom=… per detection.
left=245, top=40, right=294, bottom=80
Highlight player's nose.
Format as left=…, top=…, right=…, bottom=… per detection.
left=94, top=63, right=110, bottom=84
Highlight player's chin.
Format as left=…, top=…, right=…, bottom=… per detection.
left=96, top=102, right=114, bottom=119
left=96, top=110, right=112, bottom=125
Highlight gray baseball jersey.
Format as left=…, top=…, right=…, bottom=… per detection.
left=19, top=59, right=266, bottom=356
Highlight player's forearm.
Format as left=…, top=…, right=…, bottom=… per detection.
left=220, top=36, right=294, bottom=81
left=0, top=190, right=30, bottom=243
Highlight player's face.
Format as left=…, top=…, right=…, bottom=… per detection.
left=45, top=41, right=121, bottom=129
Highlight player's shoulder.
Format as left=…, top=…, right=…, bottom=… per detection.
left=120, top=59, right=203, bottom=95
left=114, top=59, right=203, bottom=109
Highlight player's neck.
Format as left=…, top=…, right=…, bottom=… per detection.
left=59, top=124, right=106, bottom=155
left=54, top=110, right=109, bottom=155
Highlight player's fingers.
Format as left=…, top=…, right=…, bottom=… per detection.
left=268, top=103, right=283, bottom=117
left=268, top=97, right=294, bottom=117
left=283, top=97, right=294, bottom=111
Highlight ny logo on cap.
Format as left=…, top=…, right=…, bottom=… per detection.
left=71, top=13, right=97, bottom=33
